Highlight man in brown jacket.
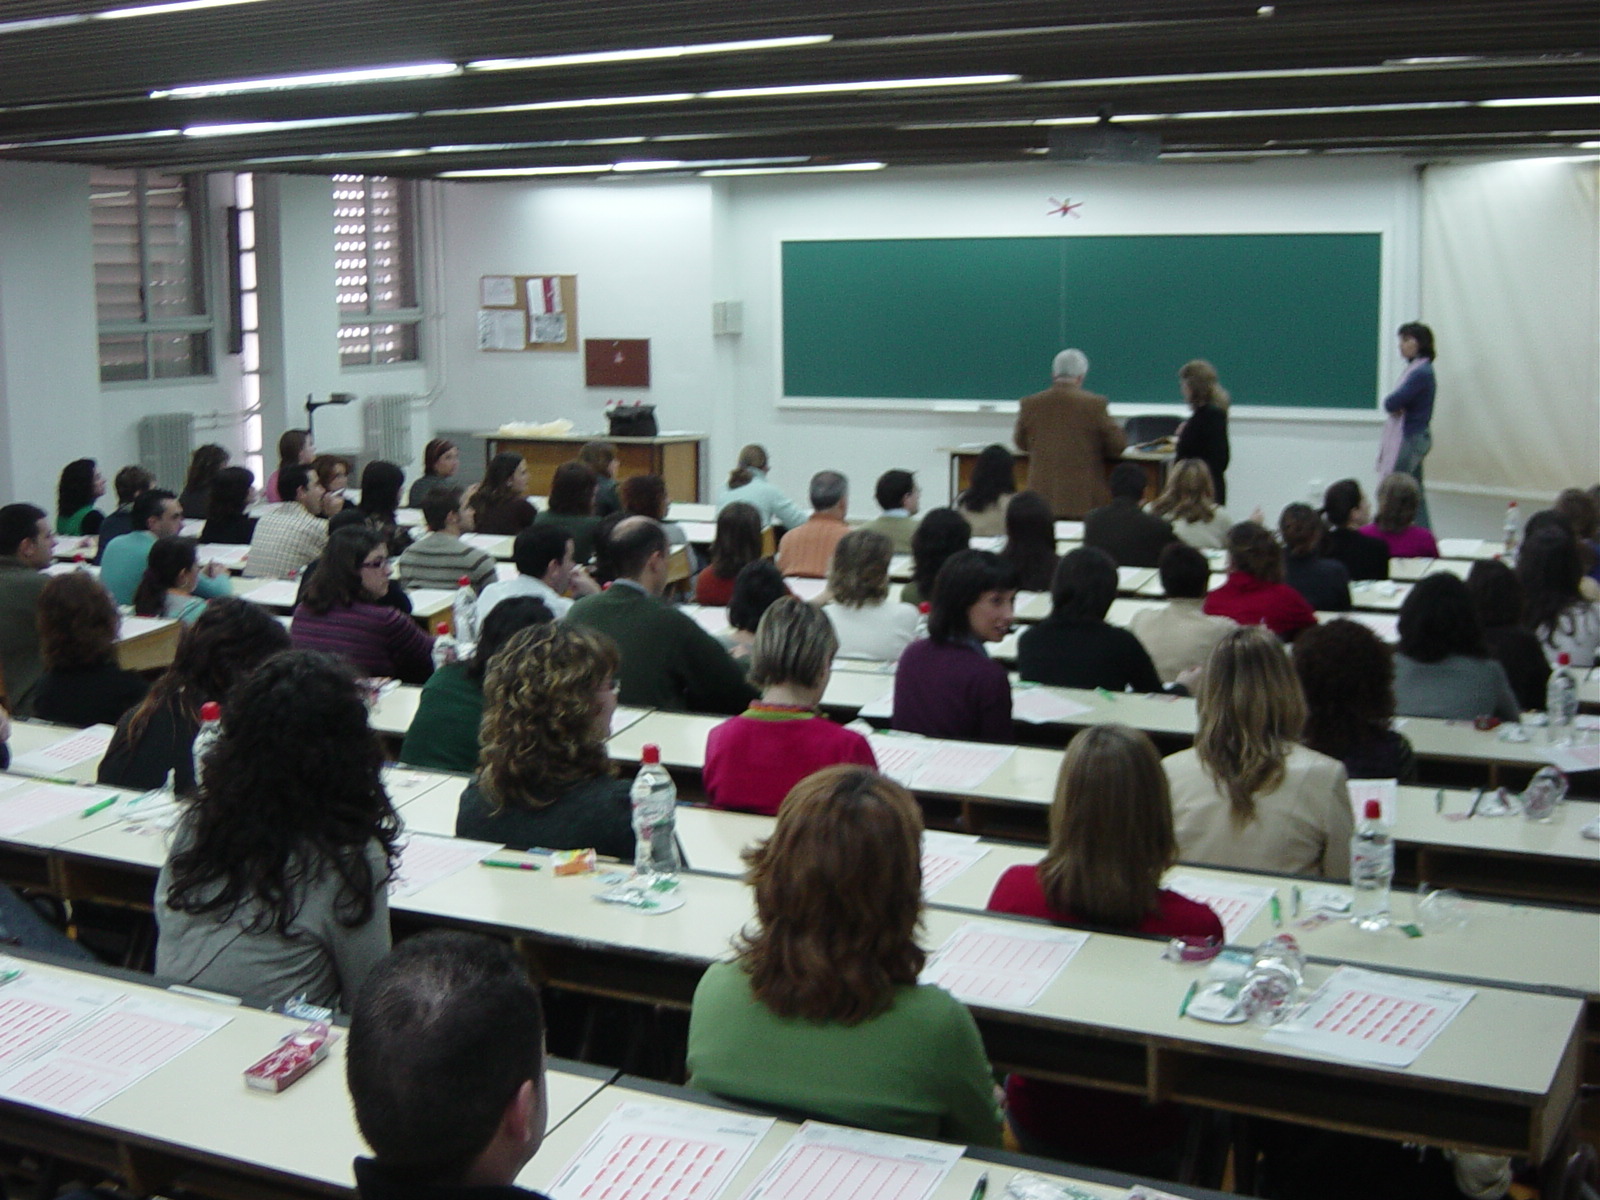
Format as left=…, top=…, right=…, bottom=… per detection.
left=1013, top=349, right=1128, bottom=519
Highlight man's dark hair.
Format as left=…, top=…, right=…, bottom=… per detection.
left=1109, top=462, right=1147, bottom=502
left=874, top=469, right=915, bottom=512
left=114, top=465, right=155, bottom=505
left=728, top=559, right=791, bottom=634
left=348, top=931, right=545, bottom=1186
left=132, top=488, right=177, bottom=530
left=1158, top=541, right=1211, bottom=599
left=0, top=504, right=46, bottom=556
left=609, top=517, right=669, bottom=579
left=1050, top=546, right=1118, bottom=621
left=468, top=597, right=554, bottom=682
left=511, top=524, right=573, bottom=580
left=420, top=486, right=463, bottom=533
left=279, top=462, right=314, bottom=502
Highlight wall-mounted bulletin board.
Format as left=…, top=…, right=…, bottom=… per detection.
left=476, top=274, right=578, bottom=352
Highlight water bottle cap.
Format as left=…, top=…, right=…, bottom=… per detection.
left=1363, top=798, right=1382, bottom=820
left=458, top=575, right=472, bottom=587
left=435, top=621, right=450, bottom=635
left=641, top=744, right=661, bottom=764
left=199, top=701, right=222, bottom=722
left=1557, top=652, right=1571, bottom=666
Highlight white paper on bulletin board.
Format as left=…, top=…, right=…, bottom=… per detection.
left=477, top=309, right=527, bottom=351
left=480, top=275, right=517, bottom=307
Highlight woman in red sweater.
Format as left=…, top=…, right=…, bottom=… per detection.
left=703, top=596, right=876, bottom=815
left=987, top=723, right=1222, bottom=1175
left=694, top=502, right=763, bottom=607
left=1204, top=520, right=1317, bottom=641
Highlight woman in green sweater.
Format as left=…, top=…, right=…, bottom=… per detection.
left=398, top=596, right=554, bottom=773
left=686, top=765, right=1002, bottom=1146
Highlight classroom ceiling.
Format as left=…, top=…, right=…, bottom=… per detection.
left=0, top=0, right=1595, bottom=179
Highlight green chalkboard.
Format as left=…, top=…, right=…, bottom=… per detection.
left=781, top=234, right=1382, bottom=408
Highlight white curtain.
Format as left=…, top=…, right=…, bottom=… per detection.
left=1420, top=158, right=1599, bottom=495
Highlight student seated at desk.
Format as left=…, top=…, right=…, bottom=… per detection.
left=900, top=506, right=971, bottom=607
left=996, top=490, right=1059, bottom=593
left=291, top=528, right=434, bottom=685
left=988, top=724, right=1222, bottom=1175
left=31, top=571, right=148, bottom=728
left=1466, top=559, right=1550, bottom=711
left=396, top=485, right=496, bottom=594
left=347, top=931, right=557, bottom=1200
left=54, top=457, right=104, bottom=537
left=91, top=464, right=154, bottom=562
left=693, top=501, right=762, bottom=607
left=719, top=559, right=792, bottom=667
left=1392, top=573, right=1520, bottom=723
left=406, top=436, right=461, bottom=510
left=400, top=597, right=553, bottom=774
left=132, top=535, right=208, bottom=624
left=1519, top=515, right=1600, bottom=667
left=705, top=598, right=876, bottom=816
left=893, top=550, right=1016, bottom=743
left=1293, top=620, right=1418, bottom=783
left=1129, top=543, right=1235, bottom=686
left=1280, top=502, right=1351, bottom=613
left=1203, top=520, right=1316, bottom=642
left=1360, top=472, right=1439, bottom=560
left=101, top=487, right=232, bottom=607
left=352, top=460, right=415, bottom=558
left=1146, top=458, right=1232, bottom=550
left=858, top=468, right=921, bottom=554
left=719, top=444, right=808, bottom=531
left=954, top=443, right=1014, bottom=538
left=687, top=766, right=1002, bottom=1146
left=1319, top=478, right=1390, bottom=583
left=178, top=443, right=229, bottom=520
left=620, top=473, right=693, bottom=564
left=157, top=650, right=400, bottom=1011
left=1164, top=626, right=1353, bottom=879
left=467, top=452, right=538, bottom=538
left=531, top=461, right=601, bottom=560
left=456, top=622, right=634, bottom=861
left=198, top=465, right=257, bottom=545
left=99, top=599, right=290, bottom=794
left=1017, top=546, right=1162, bottom=693
left=1084, top=462, right=1177, bottom=569
left=824, top=528, right=919, bottom=661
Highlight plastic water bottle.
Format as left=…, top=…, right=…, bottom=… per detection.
left=451, top=576, right=480, bottom=650
left=1545, top=652, right=1577, bottom=746
left=431, top=621, right=457, bottom=670
left=191, top=701, right=223, bottom=793
left=629, top=744, right=681, bottom=881
left=1350, top=798, right=1394, bottom=932
left=1502, top=501, right=1520, bottom=558
left=1242, top=934, right=1304, bottom=1025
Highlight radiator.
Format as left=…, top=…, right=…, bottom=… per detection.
left=137, top=413, right=195, bottom=491
left=363, top=394, right=414, bottom=466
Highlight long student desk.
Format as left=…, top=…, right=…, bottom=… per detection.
left=0, top=755, right=1584, bottom=1166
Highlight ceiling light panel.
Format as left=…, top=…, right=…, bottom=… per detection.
left=467, top=34, right=832, bottom=72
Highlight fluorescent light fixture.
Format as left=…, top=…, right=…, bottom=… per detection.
left=19, top=127, right=182, bottom=147
left=439, top=165, right=613, bottom=178
left=428, top=92, right=693, bottom=117
left=703, top=74, right=1019, bottom=100
left=899, top=118, right=1038, bottom=130
left=1581, top=140, right=1600, bottom=148
left=1160, top=148, right=1314, bottom=159
left=0, top=15, right=88, bottom=35
left=613, top=156, right=806, bottom=171
left=700, top=161, right=886, bottom=176
left=183, top=112, right=416, bottom=137
left=1173, top=100, right=1473, bottom=120
left=468, top=34, right=832, bottom=72
left=1033, top=115, right=1120, bottom=126
left=241, top=148, right=429, bottom=165
left=97, top=0, right=266, bottom=17
left=428, top=136, right=647, bottom=153
left=1479, top=95, right=1600, bottom=107
left=153, top=62, right=458, bottom=99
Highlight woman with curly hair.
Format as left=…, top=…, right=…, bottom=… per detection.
left=823, top=528, right=919, bottom=661
left=1164, top=625, right=1353, bottom=878
left=467, top=452, right=537, bottom=536
left=99, top=598, right=290, bottom=794
left=988, top=724, right=1222, bottom=1170
left=694, top=501, right=763, bottom=607
left=997, top=490, right=1060, bottom=593
left=290, top=527, right=434, bottom=684
left=55, top=458, right=105, bottom=536
left=455, top=622, right=633, bottom=860
left=955, top=443, right=1016, bottom=537
left=687, top=765, right=1002, bottom=1144
left=1393, top=572, right=1520, bottom=722
left=156, top=649, right=401, bottom=1010
left=900, top=507, right=971, bottom=607
left=1293, top=619, right=1417, bottom=782
left=32, top=571, right=147, bottom=727
left=1360, top=472, right=1439, bottom=559
left=1147, top=458, right=1232, bottom=550
left=1203, top=521, right=1317, bottom=641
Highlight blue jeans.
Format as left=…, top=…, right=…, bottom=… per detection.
left=1393, top=428, right=1432, bottom=530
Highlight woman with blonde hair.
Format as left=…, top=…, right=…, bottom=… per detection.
left=687, top=765, right=1002, bottom=1145
left=1147, top=458, right=1232, bottom=549
left=1163, top=625, right=1353, bottom=878
left=1360, top=472, right=1439, bottom=559
left=1174, top=359, right=1231, bottom=504
left=823, top=528, right=920, bottom=660
left=719, top=443, right=808, bottom=530
left=455, top=622, right=633, bottom=860
left=988, top=723, right=1222, bottom=1169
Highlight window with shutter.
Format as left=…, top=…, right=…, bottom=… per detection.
left=91, top=167, right=212, bottom=383
left=334, top=174, right=421, bottom=368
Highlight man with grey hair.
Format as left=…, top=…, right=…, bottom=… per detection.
left=1014, top=347, right=1128, bottom=519
left=775, top=469, right=850, bottom=578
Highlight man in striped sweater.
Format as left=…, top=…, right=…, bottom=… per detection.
left=397, top=487, right=497, bottom=593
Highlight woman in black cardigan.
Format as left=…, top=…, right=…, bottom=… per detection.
left=1174, top=359, right=1230, bottom=505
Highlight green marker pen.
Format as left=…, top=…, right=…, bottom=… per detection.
left=80, top=794, right=120, bottom=819
left=1178, top=981, right=1198, bottom=1018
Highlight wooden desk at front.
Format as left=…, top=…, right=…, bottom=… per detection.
left=484, top=431, right=707, bottom=502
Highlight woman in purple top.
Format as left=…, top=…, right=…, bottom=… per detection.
left=892, top=550, right=1017, bottom=743
left=1360, top=473, right=1439, bottom=559
left=1382, top=321, right=1436, bottom=529
left=290, top=527, right=434, bottom=684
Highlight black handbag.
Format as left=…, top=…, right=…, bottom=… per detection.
left=607, top=403, right=658, bottom=437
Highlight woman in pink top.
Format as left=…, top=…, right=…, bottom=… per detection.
left=1360, top=472, right=1439, bottom=559
left=987, top=724, right=1222, bottom=1173
left=704, top=597, right=875, bottom=816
